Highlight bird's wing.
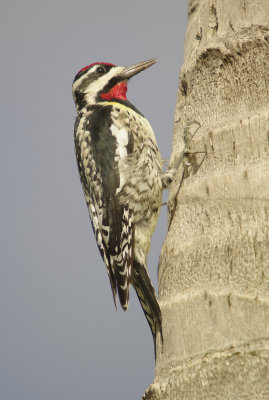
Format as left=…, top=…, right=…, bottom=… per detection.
left=74, top=107, right=135, bottom=310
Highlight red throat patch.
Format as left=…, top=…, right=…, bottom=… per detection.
left=101, top=81, right=128, bottom=101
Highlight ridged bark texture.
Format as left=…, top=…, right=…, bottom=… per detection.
left=144, top=0, right=269, bottom=399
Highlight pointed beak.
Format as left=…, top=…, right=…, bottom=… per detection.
left=118, top=58, right=157, bottom=80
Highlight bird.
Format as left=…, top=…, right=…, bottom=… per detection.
left=72, top=58, right=172, bottom=353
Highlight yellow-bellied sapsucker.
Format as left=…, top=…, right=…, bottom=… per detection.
left=72, top=59, right=173, bottom=352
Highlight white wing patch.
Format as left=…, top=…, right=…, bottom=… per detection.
left=111, top=125, right=129, bottom=158
left=111, top=125, right=129, bottom=194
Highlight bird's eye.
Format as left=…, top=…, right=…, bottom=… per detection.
left=97, top=66, right=106, bottom=74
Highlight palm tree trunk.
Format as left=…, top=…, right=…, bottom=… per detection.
left=144, top=0, right=269, bottom=398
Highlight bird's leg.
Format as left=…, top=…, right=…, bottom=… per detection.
left=161, top=121, right=203, bottom=191
left=164, top=122, right=206, bottom=229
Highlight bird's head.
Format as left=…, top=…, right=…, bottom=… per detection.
left=72, top=58, right=157, bottom=111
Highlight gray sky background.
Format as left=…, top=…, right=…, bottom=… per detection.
left=1, top=1, right=187, bottom=399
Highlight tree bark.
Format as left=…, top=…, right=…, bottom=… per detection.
left=144, top=0, right=269, bottom=398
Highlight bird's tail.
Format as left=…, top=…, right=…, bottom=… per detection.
left=132, top=260, right=163, bottom=357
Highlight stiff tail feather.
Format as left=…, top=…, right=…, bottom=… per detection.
left=114, top=260, right=130, bottom=311
left=132, top=260, right=163, bottom=357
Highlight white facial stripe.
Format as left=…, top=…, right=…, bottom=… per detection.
left=90, top=65, right=101, bottom=73
left=72, top=65, right=124, bottom=100
left=84, top=66, right=124, bottom=103
left=72, top=65, right=101, bottom=94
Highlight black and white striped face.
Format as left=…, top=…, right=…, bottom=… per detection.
left=72, top=63, right=125, bottom=109
left=72, top=59, right=157, bottom=110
